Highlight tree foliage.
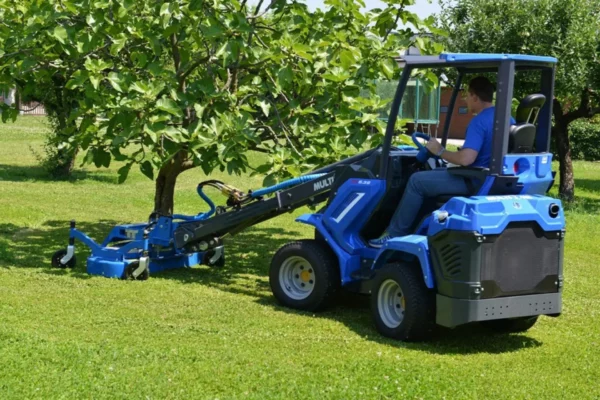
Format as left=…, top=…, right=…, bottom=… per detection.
left=0, top=0, right=442, bottom=213
left=438, top=0, right=600, bottom=200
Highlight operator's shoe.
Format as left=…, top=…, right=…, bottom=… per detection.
left=368, top=234, right=391, bottom=249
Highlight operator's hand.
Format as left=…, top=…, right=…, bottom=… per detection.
left=426, top=137, right=443, bottom=155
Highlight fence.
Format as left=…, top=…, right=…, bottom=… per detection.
left=1, top=90, right=47, bottom=116
left=20, top=102, right=47, bottom=116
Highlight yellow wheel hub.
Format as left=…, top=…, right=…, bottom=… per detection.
left=301, top=270, right=311, bottom=282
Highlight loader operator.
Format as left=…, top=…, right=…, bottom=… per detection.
left=369, top=76, right=515, bottom=248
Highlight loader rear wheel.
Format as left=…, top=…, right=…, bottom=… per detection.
left=270, top=240, right=339, bottom=312
left=371, top=263, right=435, bottom=341
left=480, top=316, right=539, bottom=333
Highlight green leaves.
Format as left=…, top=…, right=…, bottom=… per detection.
left=258, top=100, right=271, bottom=117
left=140, top=161, right=154, bottom=180
left=339, top=50, right=357, bottom=69
left=110, top=37, right=127, bottom=56
left=90, top=76, right=102, bottom=90
left=156, top=98, right=183, bottom=118
left=53, top=26, right=68, bottom=44
left=92, top=148, right=111, bottom=168
left=117, top=163, right=132, bottom=184
left=107, top=72, right=126, bottom=92
left=84, top=58, right=113, bottom=73
left=0, top=0, right=441, bottom=191
left=277, top=66, right=294, bottom=88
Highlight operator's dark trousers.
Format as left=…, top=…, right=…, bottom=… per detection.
left=387, top=169, right=471, bottom=237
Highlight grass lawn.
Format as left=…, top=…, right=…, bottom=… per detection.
left=1, top=117, right=599, bottom=399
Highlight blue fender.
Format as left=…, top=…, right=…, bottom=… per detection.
left=371, top=235, right=435, bottom=289
left=296, top=213, right=360, bottom=285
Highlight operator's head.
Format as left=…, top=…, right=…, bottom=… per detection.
left=466, top=76, right=495, bottom=113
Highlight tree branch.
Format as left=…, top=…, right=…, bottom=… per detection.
left=247, top=0, right=276, bottom=19
left=553, top=98, right=564, bottom=121
left=248, top=145, right=271, bottom=154
left=264, top=70, right=289, bottom=103
left=181, top=159, right=195, bottom=171
left=258, top=124, right=281, bottom=144
left=177, top=55, right=210, bottom=82
left=170, top=33, right=181, bottom=72
left=265, top=98, right=302, bottom=155
left=254, top=23, right=280, bottom=33
left=383, top=7, right=405, bottom=42
left=221, top=68, right=233, bottom=92
left=563, top=87, right=595, bottom=124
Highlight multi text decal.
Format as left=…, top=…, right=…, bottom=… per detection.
left=485, top=195, right=533, bottom=201
left=314, top=176, right=335, bottom=191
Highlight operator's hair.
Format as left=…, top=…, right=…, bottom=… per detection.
left=468, top=76, right=495, bottom=103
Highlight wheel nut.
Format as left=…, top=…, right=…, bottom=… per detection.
left=301, top=283, right=305, bottom=287
left=309, top=280, right=313, bottom=284
left=300, top=266, right=304, bottom=270
left=309, top=269, right=313, bottom=273
left=295, top=274, right=299, bottom=279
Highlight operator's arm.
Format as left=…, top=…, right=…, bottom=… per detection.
left=425, top=140, right=477, bottom=166
left=426, top=116, right=484, bottom=167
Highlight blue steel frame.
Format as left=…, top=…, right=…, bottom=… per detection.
left=67, top=216, right=208, bottom=279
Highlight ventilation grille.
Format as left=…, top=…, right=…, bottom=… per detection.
left=481, top=224, right=560, bottom=295
left=439, top=243, right=462, bottom=277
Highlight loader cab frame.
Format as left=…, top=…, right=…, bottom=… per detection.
left=379, top=54, right=557, bottom=178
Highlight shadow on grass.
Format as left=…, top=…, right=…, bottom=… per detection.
left=0, top=218, right=290, bottom=297
left=558, top=178, right=600, bottom=214
left=0, top=220, right=117, bottom=279
left=256, top=293, right=543, bottom=355
left=0, top=218, right=542, bottom=354
left=151, top=226, right=294, bottom=297
left=0, top=163, right=115, bottom=184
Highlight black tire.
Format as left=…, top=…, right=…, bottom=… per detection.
left=370, top=263, right=435, bottom=341
left=480, top=316, right=539, bottom=333
left=51, top=249, right=76, bottom=269
left=269, top=240, right=339, bottom=312
left=204, top=248, right=225, bottom=268
left=122, top=261, right=149, bottom=281
left=314, top=229, right=324, bottom=242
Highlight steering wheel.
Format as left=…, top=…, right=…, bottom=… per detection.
left=411, top=132, right=437, bottom=163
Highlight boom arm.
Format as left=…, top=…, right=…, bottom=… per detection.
left=173, top=172, right=337, bottom=251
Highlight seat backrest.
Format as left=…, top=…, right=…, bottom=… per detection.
left=508, top=94, right=546, bottom=154
left=509, top=124, right=537, bottom=153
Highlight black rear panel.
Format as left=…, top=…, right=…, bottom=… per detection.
left=480, top=222, right=561, bottom=298
left=429, top=222, right=564, bottom=300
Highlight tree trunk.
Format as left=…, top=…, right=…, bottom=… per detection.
left=554, top=120, right=575, bottom=202
left=50, top=147, right=78, bottom=177
left=47, top=114, right=78, bottom=178
left=154, top=151, right=187, bottom=215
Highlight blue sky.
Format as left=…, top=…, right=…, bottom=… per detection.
left=301, top=0, right=441, bottom=19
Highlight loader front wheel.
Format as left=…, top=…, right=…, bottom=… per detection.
left=270, top=240, right=339, bottom=312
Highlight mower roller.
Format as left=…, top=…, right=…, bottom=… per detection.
left=53, top=53, right=566, bottom=341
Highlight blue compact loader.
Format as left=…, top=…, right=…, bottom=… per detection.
left=53, top=54, right=565, bottom=341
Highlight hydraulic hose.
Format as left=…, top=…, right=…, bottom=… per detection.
left=173, top=174, right=326, bottom=221
left=250, top=174, right=326, bottom=198
left=172, top=185, right=217, bottom=221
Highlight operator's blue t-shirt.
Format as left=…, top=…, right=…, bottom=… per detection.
left=462, top=107, right=516, bottom=168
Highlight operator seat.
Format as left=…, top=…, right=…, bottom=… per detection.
left=508, top=94, right=546, bottom=153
